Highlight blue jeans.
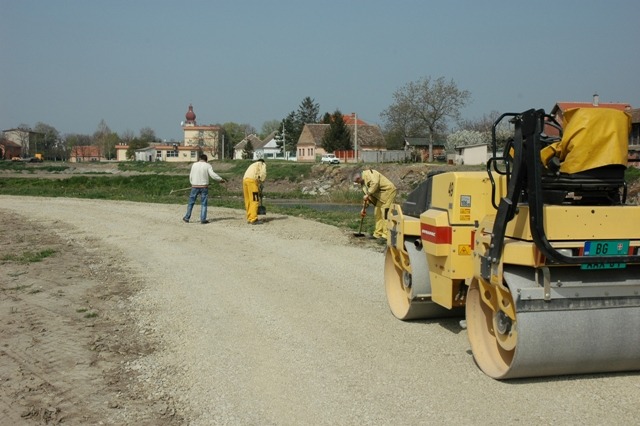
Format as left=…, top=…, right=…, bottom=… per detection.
left=184, top=187, right=209, bottom=222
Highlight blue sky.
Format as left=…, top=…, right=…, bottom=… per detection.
left=1, top=0, right=638, bottom=142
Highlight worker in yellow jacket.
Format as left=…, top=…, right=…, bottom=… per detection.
left=353, top=169, right=397, bottom=240
left=243, top=159, right=267, bottom=224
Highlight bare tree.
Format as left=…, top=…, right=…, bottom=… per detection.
left=260, top=120, right=281, bottom=139
left=33, top=122, right=60, bottom=159
left=139, top=127, right=157, bottom=142
left=381, top=76, right=471, bottom=160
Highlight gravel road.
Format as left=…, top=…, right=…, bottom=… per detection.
left=1, top=196, right=638, bottom=425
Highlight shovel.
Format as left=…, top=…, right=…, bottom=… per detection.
left=353, top=200, right=368, bottom=237
left=258, top=184, right=266, bottom=215
left=169, top=187, right=192, bottom=195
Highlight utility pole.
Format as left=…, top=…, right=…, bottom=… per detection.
left=282, top=122, right=286, bottom=160
left=222, top=134, right=225, bottom=160
left=353, top=112, right=358, bottom=163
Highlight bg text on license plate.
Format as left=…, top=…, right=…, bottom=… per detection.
left=581, top=240, right=629, bottom=270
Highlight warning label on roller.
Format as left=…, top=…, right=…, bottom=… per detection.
left=458, top=244, right=472, bottom=255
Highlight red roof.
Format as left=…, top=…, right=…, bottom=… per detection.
left=552, top=102, right=632, bottom=115
left=343, top=114, right=368, bottom=126
left=71, top=146, right=102, bottom=157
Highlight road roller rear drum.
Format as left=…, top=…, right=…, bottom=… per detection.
left=384, top=107, right=640, bottom=379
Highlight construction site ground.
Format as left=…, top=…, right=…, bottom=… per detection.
left=1, top=162, right=639, bottom=424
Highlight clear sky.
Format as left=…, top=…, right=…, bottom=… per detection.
left=1, top=0, right=638, bottom=142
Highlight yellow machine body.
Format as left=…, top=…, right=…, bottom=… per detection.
left=384, top=108, right=640, bottom=379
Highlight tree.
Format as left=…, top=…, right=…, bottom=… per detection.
left=321, top=110, right=351, bottom=153
left=276, top=97, right=321, bottom=154
left=120, top=129, right=135, bottom=144
left=381, top=76, right=471, bottom=158
left=275, top=112, right=297, bottom=154
left=125, top=138, right=150, bottom=160
left=14, top=123, right=31, bottom=157
left=445, top=129, right=487, bottom=152
left=260, top=120, right=281, bottom=139
left=93, top=120, right=114, bottom=160
left=139, top=127, right=157, bottom=143
left=242, top=140, right=254, bottom=159
left=296, top=96, right=320, bottom=126
left=458, top=110, right=511, bottom=152
left=381, top=127, right=405, bottom=150
left=64, top=133, right=92, bottom=161
left=33, top=122, right=60, bottom=159
left=221, top=122, right=255, bottom=159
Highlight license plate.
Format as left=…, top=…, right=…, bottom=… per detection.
left=581, top=240, right=629, bottom=270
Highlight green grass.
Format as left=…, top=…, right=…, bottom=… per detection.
left=1, top=160, right=638, bottom=236
left=625, top=166, right=640, bottom=182
left=2, top=249, right=56, bottom=264
left=0, top=162, right=69, bottom=173
left=0, top=175, right=229, bottom=202
left=225, top=160, right=314, bottom=182
left=117, top=161, right=186, bottom=173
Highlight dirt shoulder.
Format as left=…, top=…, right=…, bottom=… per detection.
left=0, top=210, right=181, bottom=424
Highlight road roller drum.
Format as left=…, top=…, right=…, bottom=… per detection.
left=383, top=107, right=640, bottom=379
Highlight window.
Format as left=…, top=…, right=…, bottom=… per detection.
left=166, top=150, right=179, bottom=158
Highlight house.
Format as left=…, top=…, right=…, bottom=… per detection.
left=233, top=134, right=263, bottom=160
left=2, top=128, right=43, bottom=157
left=453, top=143, right=488, bottom=166
left=548, top=95, right=632, bottom=136
left=253, top=131, right=283, bottom=160
left=629, top=108, right=639, bottom=146
left=296, top=124, right=328, bottom=162
left=0, top=138, right=22, bottom=160
left=69, top=145, right=105, bottom=162
left=404, top=137, right=446, bottom=162
left=115, top=143, right=200, bottom=162
left=628, top=108, right=640, bottom=168
left=548, top=97, right=637, bottom=167
left=296, top=117, right=386, bottom=163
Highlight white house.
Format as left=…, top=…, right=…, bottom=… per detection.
left=234, top=132, right=291, bottom=160
left=254, top=131, right=284, bottom=160
left=454, top=143, right=489, bottom=165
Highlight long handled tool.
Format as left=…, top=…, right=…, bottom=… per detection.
left=353, top=200, right=368, bottom=237
left=257, top=184, right=267, bottom=215
left=169, top=187, right=192, bottom=195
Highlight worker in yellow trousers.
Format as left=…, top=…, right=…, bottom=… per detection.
left=243, top=159, right=267, bottom=225
left=353, top=169, right=397, bottom=240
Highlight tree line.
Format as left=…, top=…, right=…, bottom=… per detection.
left=6, top=74, right=511, bottom=161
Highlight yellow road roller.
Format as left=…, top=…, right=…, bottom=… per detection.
left=384, top=108, right=640, bottom=379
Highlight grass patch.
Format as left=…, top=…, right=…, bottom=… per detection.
left=0, top=162, right=69, bottom=172
left=84, top=312, right=98, bottom=318
left=2, top=249, right=56, bottom=264
left=625, top=167, right=640, bottom=183
left=273, top=204, right=375, bottom=234
left=226, top=160, right=314, bottom=182
left=117, top=161, right=186, bottom=173
left=0, top=174, right=229, bottom=203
